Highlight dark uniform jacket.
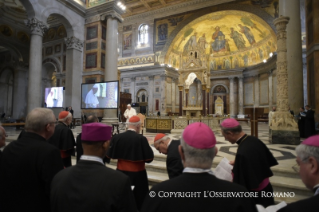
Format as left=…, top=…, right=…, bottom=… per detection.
left=0, top=132, right=64, bottom=212
left=166, top=139, right=183, bottom=179
left=51, top=160, right=137, bottom=212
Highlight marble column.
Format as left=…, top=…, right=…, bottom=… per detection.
left=64, top=36, right=83, bottom=118
left=254, top=75, right=260, bottom=107
left=202, top=85, right=206, bottom=116
left=25, top=18, right=47, bottom=113
left=148, top=76, right=154, bottom=115
left=279, top=0, right=303, bottom=113
left=178, top=86, right=183, bottom=116
left=238, top=76, right=244, bottom=115
left=271, top=16, right=299, bottom=144
left=12, top=66, right=27, bottom=119
left=268, top=70, right=273, bottom=110
left=131, top=77, right=136, bottom=102
left=160, top=75, right=166, bottom=115
left=206, top=88, right=210, bottom=115
left=172, top=78, right=177, bottom=113
left=229, top=77, right=235, bottom=117
left=102, top=12, right=122, bottom=124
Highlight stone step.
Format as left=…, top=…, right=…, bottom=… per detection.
left=105, top=163, right=311, bottom=204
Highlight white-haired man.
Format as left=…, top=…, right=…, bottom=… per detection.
left=278, top=135, right=319, bottom=212
left=106, top=115, right=153, bottom=211
left=0, top=108, right=63, bottom=212
left=48, top=111, right=75, bottom=167
left=141, top=122, right=257, bottom=212
left=124, top=104, right=136, bottom=122
left=154, top=133, right=183, bottom=179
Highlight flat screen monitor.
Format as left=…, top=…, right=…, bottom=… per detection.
left=81, top=81, right=118, bottom=109
left=44, top=87, right=64, bottom=108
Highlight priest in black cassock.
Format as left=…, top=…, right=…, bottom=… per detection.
left=303, top=105, right=316, bottom=138
left=48, top=111, right=75, bottom=167
left=0, top=108, right=64, bottom=212
left=106, top=115, right=154, bottom=210
left=298, top=107, right=306, bottom=138
left=141, top=122, right=257, bottom=212
left=153, top=133, right=183, bottom=179
left=278, top=135, right=319, bottom=212
left=220, top=118, right=278, bottom=207
left=51, top=123, right=137, bottom=212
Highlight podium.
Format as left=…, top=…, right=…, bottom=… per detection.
left=244, top=108, right=264, bottom=138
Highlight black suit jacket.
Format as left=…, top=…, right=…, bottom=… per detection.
left=278, top=194, right=319, bottom=212
left=51, top=160, right=137, bottom=212
left=0, top=132, right=64, bottom=212
left=166, top=140, right=183, bottom=179
left=141, top=173, right=257, bottom=212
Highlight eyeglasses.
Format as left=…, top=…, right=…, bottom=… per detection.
left=292, top=157, right=309, bottom=173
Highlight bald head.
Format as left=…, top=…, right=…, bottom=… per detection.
left=0, top=126, right=6, bottom=148
left=25, top=108, right=56, bottom=133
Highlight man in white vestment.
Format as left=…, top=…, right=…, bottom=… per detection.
left=85, top=84, right=99, bottom=108
left=46, top=88, right=55, bottom=108
left=124, top=104, right=136, bottom=123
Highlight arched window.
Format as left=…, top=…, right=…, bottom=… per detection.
left=138, top=24, right=149, bottom=46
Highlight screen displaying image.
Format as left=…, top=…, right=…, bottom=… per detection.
left=44, top=87, right=64, bottom=108
left=81, top=81, right=118, bottom=109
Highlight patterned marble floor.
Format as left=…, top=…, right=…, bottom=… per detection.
left=1, top=121, right=299, bottom=169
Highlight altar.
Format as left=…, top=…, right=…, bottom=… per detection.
left=145, top=116, right=224, bottom=133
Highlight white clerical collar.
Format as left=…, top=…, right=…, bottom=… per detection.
left=313, top=184, right=319, bottom=196
left=127, top=128, right=136, bottom=132
left=183, top=167, right=214, bottom=175
left=80, top=155, right=104, bottom=165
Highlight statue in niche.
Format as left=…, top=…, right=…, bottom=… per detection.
left=203, top=71, right=207, bottom=84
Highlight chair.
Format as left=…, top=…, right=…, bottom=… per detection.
left=137, top=113, right=145, bottom=135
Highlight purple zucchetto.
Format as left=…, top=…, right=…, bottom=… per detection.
left=82, top=123, right=112, bottom=142
left=301, top=135, right=319, bottom=147
left=182, top=122, right=216, bottom=149
left=220, top=118, right=240, bottom=128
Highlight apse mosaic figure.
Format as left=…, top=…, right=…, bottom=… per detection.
left=211, top=26, right=226, bottom=52
left=230, top=27, right=246, bottom=50
left=238, top=24, right=256, bottom=45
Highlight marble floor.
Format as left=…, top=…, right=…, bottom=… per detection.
left=1, top=121, right=313, bottom=203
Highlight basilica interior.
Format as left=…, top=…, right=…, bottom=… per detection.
left=0, top=0, right=318, bottom=206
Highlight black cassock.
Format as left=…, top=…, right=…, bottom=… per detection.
left=233, top=135, right=278, bottom=207
left=166, top=139, right=183, bottom=179
left=298, top=112, right=306, bottom=138
left=48, top=122, right=75, bottom=167
left=106, top=130, right=154, bottom=210
left=278, top=194, right=319, bottom=212
left=304, top=109, right=316, bottom=138
left=51, top=160, right=137, bottom=212
left=0, top=132, right=64, bottom=212
left=141, top=173, right=257, bottom=212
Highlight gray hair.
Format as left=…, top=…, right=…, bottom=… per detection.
left=180, top=135, right=215, bottom=169
left=86, top=115, right=98, bottom=123
left=220, top=125, right=242, bottom=134
left=296, top=144, right=319, bottom=164
left=25, top=108, right=55, bottom=132
left=154, top=135, right=171, bottom=145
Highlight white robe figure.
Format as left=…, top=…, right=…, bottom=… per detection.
left=85, top=84, right=99, bottom=108
left=124, top=108, right=137, bottom=122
